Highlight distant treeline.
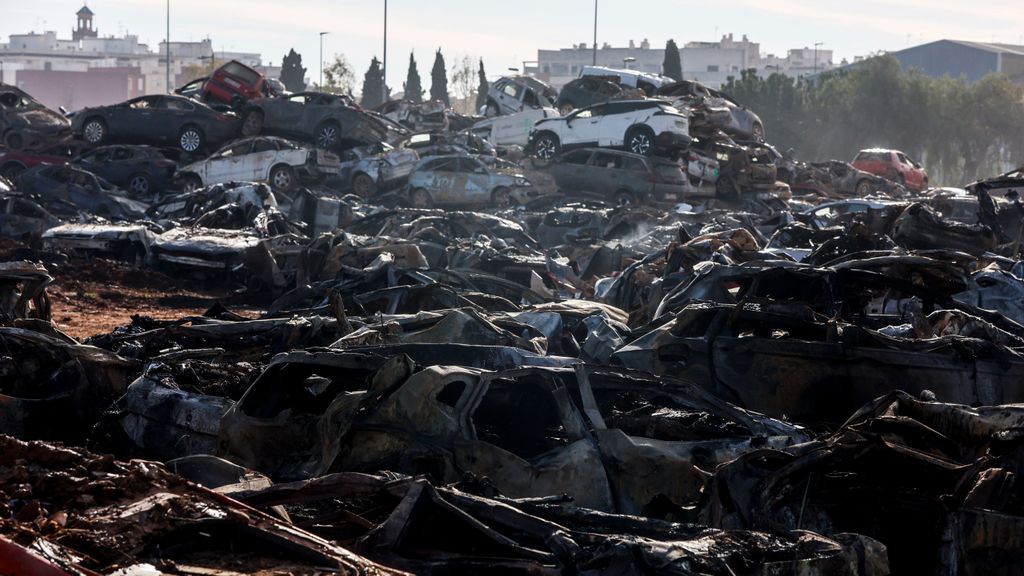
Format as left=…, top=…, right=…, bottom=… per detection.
left=722, top=55, right=1024, bottom=186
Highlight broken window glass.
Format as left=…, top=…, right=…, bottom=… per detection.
left=471, top=376, right=569, bottom=459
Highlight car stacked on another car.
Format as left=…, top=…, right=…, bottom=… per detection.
left=0, top=142, right=86, bottom=180
left=199, top=60, right=282, bottom=109
left=175, top=136, right=339, bottom=196
left=551, top=148, right=691, bottom=205
left=0, top=84, right=72, bottom=151
left=405, top=154, right=539, bottom=208
left=14, top=164, right=148, bottom=220
left=852, top=148, right=929, bottom=192
left=335, top=142, right=419, bottom=198
left=483, top=76, right=559, bottom=117
left=528, top=100, right=691, bottom=160
left=240, top=91, right=390, bottom=151
left=555, top=76, right=633, bottom=115
left=72, top=145, right=177, bottom=196
left=72, top=94, right=242, bottom=154
left=656, top=80, right=765, bottom=140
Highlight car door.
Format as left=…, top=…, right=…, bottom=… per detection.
left=596, top=103, right=636, bottom=147
left=587, top=151, right=622, bottom=195
left=498, top=80, right=524, bottom=114
left=246, top=138, right=281, bottom=181
left=265, top=93, right=309, bottom=134
left=459, top=157, right=491, bottom=204
left=428, top=157, right=460, bottom=204
left=110, top=96, right=159, bottom=141
left=563, top=106, right=605, bottom=147
left=204, top=140, right=253, bottom=184
left=552, top=149, right=594, bottom=193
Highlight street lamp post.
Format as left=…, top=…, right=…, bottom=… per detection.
left=319, top=31, right=329, bottom=88
left=165, top=0, right=170, bottom=93
left=813, top=42, right=823, bottom=74
left=592, top=0, right=598, bottom=66
left=382, top=0, right=388, bottom=101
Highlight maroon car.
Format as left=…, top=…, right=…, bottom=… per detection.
left=200, top=60, right=279, bottom=109
left=0, top=142, right=84, bottom=180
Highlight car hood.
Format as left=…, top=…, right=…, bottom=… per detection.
left=7, top=108, right=71, bottom=132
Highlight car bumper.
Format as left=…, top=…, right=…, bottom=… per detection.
left=656, top=131, right=692, bottom=149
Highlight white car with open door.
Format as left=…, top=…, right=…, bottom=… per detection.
left=175, top=136, right=339, bottom=197
left=527, top=100, right=690, bottom=160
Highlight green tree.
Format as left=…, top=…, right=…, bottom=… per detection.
left=360, top=56, right=385, bottom=108
left=475, top=59, right=489, bottom=112
left=403, top=52, right=423, bottom=102
left=321, top=54, right=355, bottom=95
left=662, top=39, right=682, bottom=81
left=280, top=48, right=307, bottom=92
left=430, top=48, right=449, bottom=105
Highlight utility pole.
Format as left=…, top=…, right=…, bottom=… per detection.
left=592, top=0, right=598, bottom=66
left=382, top=0, right=388, bottom=100
left=165, top=0, right=170, bottom=93
left=319, top=31, right=329, bottom=88
left=814, top=42, right=823, bottom=75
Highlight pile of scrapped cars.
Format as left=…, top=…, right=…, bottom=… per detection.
left=5, top=60, right=1024, bottom=575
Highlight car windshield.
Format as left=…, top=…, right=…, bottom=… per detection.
left=221, top=62, right=261, bottom=85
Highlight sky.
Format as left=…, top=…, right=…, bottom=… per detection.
left=4, top=0, right=1024, bottom=89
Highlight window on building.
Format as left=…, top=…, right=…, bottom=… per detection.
left=707, top=65, right=719, bottom=72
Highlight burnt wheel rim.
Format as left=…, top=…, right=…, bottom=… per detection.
left=629, top=132, right=652, bottom=155
left=411, top=190, right=430, bottom=208
left=317, top=125, right=338, bottom=148
left=353, top=175, right=375, bottom=197
left=272, top=168, right=292, bottom=190
left=535, top=137, right=557, bottom=159
left=180, top=129, right=202, bottom=152
left=493, top=190, right=511, bottom=207
left=84, top=121, right=104, bottom=143
left=129, top=175, right=150, bottom=194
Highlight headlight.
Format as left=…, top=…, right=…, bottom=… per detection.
left=515, top=177, right=531, bottom=187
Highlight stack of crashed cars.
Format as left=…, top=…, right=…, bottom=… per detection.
left=5, top=64, right=1024, bottom=576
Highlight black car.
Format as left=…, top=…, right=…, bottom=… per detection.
left=72, top=145, right=177, bottom=196
left=71, top=94, right=241, bottom=154
left=239, top=92, right=389, bottom=150
left=14, top=164, right=147, bottom=220
left=551, top=148, right=690, bottom=206
left=0, top=84, right=72, bottom=151
left=555, top=76, right=627, bottom=115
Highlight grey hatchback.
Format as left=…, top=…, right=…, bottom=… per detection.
left=405, top=155, right=541, bottom=208
left=551, top=148, right=689, bottom=205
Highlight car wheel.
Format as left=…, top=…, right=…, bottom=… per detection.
left=352, top=173, right=377, bottom=198
left=613, top=190, right=637, bottom=207
left=492, top=186, right=513, bottom=208
left=716, top=176, right=739, bottom=199
left=751, top=122, right=765, bottom=141
left=269, top=164, right=295, bottom=193
left=855, top=179, right=873, bottom=196
left=4, top=131, right=24, bottom=150
left=241, top=109, right=264, bottom=137
left=83, top=118, right=106, bottom=144
left=180, top=173, right=203, bottom=193
left=626, top=126, right=655, bottom=156
left=559, top=102, right=575, bottom=115
left=0, top=163, right=24, bottom=180
left=532, top=132, right=560, bottom=160
left=316, top=121, right=340, bottom=149
left=178, top=125, right=205, bottom=153
left=485, top=102, right=499, bottom=117
left=410, top=188, right=432, bottom=208
left=128, top=173, right=151, bottom=196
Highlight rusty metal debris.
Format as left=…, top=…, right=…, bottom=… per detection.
left=3, top=64, right=1024, bottom=575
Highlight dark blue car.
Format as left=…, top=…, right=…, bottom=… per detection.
left=72, top=145, right=177, bottom=196
left=14, top=164, right=148, bottom=220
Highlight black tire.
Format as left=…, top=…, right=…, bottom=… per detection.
left=0, top=162, right=25, bottom=180
left=352, top=172, right=377, bottom=198
left=613, top=190, right=637, bottom=206
left=316, top=121, right=341, bottom=149
left=241, top=109, right=264, bottom=137
left=716, top=176, right=739, bottom=199
left=532, top=131, right=560, bottom=160
left=4, top=131, right=24, bottom=150
left=558, top=102, right=575, bottom=115
left=178, top=125, right=205, bottom=153
left=410, top=188, right=432, bottom=208
left=128, top=173, right=152, bottom=196
left=492, top=186, right=513, bottom=208
left=82, top=118, right=107, bottom=145
left=855, top=179, right=873, bottom=196
left=485, top=101, right=500, bottom=117
left=180, top=173, right=203, bottom=193
left=269, top=164, right=295, bottom=193
left=625, top=126, right=655, bottom=156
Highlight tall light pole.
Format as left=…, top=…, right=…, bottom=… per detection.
left=382, top=0, right=388, bottom=100
left=165, top=0, right=170, bottom=93
left=592, top=0, right=598, bottom=66
left=319, top=31, right=329, bottom=88
left=813, top=42, right=823, bottom=75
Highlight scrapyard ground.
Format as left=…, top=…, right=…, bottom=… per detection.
left=0, top=240, right=265, bottom=338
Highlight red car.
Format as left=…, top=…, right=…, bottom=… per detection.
left=200, top=60, right=278, bottom=108
left=852, top=148, right=928, bottom=191
left=0, top=142, right=84, bottom=180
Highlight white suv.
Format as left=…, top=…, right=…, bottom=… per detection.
left=527, top=100, right=690, bottom=159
